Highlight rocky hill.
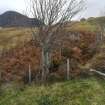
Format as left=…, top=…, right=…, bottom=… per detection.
left=0, top=11, right=42, bottom=27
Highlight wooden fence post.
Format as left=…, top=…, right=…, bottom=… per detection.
left=28, top=64, right=32, bottom=84
left=0, top=70, right=1, bottom=82
left=67, top=58, right=70, bottom=80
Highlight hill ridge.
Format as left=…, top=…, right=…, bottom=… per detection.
left=0, top=11, right=42, bottom=27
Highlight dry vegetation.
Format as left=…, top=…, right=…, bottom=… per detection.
left=0, top=18, right=105, bottom=105
left=0, top=27, right=35, bottom=50
left=0, top=21, right=100, bottom=82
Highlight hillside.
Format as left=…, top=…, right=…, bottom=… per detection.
left=0, top=11, right=42, bottom=27
left=0, top=77, right=105, bottom=105
left=0, top=16, right=104, bottom=82
left=0, top=20, right=99, bottom=50
left=0, top=27, right=33, bottom=50
left=0, top=14, right=104, bottom=51
left=87, top=16, right=105, bottom=26
left=0, top=26, right=99, bottom=82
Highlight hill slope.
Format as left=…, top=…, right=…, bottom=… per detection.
left=0, top=16, right=104, bottom=82
left=85, top=16, right=105, bottom=28
left=0, top=11, right=42, bottom=27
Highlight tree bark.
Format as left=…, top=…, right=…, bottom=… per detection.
left=41, top=47, right=51, bottom=82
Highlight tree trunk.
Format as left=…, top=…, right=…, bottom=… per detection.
left=41, top=48, right=50, bottom=82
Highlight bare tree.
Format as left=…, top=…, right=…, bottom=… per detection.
left=27, top=0, right=85, bottom=82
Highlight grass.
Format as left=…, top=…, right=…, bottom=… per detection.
left=0, top=27, right=35, bottom=50
left=0, top=21, right=100, bottom=50
left=0, top=21, right=100, bottom=51
left=0, top=77, right=105, bottom=105
left=68, top=21, right=99, bottom=33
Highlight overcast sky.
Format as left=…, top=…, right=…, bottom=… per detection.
left=0, top=0, right=105, bottom=19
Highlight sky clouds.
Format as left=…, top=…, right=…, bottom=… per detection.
left=0, top=0, right=105, bottom=19
left=83, top=0, right=105, bottom=18
left=0, top=0, right=26, bottom=14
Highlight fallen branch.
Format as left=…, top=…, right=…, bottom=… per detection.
left=90, top=69, right=105, bottom=77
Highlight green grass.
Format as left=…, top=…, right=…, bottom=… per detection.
left=0, top=77, right=105, bottom=105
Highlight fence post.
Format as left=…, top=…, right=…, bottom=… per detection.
left=28, top=64, right=32, bottom=84
left=67, top=58, right=70, bottom=80
left=0, top=70, right=1, bottom=82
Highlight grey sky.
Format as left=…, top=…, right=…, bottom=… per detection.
left=0, top=0, right=105, bottom=19
left=0, top=0, right=26, bottom=14
left=83, top=0, right=105, bottom=18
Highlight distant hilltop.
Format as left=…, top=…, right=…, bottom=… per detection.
left=0, top=11, right=105, bottom=28
left=0, top=11, right=42, bottom=27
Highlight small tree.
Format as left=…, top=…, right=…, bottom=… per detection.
left=28, top=0, right=85, bottom=82
left=80, top=18, right=86, bottom=22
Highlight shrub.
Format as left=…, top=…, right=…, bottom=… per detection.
left=61, top=48, right=73, bottom=58
left=49, top=59, right=62, bottom=73
left=47, top=73, right=62, bottom=83
left=79, top=42, right=96, bottom=61
left=80, top=18, right=86, bottom=22
left=37, top=95, right=54, bottom=105
left=91, top=53, right=105, bottom=71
